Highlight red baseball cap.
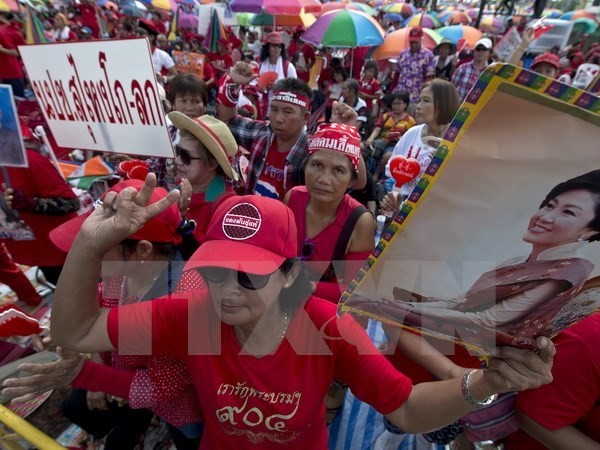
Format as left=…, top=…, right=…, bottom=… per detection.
left=408, top=27, right=423, bottom=42
left=50, top=180, right=182, bottom=252
left=531, top=52, right=561, bottom=70
left=185, top=196, right=297, bottom=275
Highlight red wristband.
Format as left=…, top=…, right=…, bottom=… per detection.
left=217, top=74, right=240, bottom=108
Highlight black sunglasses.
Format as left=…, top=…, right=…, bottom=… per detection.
left=175, top=145, right=204, bottom=165
left=199, top=267, right=274, bottom=290
left=474, top=47, right=489, bottom=52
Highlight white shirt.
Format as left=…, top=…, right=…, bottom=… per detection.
left=152, top=47, right=175, bottom=74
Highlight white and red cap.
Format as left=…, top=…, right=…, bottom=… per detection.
left=308, top=123, right=362, bottom=171
left=185, top=195, right=297, bottom=275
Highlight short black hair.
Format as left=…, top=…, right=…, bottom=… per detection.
left=541, top=170, right=600, bottom=242
left=168, top=73, right=208, bottom=106
left=363, top=60, right=378, bottom=76
left=391, top=91, right=410, bottom=106
left=260, top=43, right=288, bottom=62
left=273, top=77, right=313, bottom=102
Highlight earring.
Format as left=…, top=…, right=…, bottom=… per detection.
left=140, top=260, right=145, bottom=265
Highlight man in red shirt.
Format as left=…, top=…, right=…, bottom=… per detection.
left=0, top=13, right=25, bottom=98
left=76, top=0, right=102, bottom=38
left=208, top=38, right=234, bottom=79
left=287, top=30, right=315, bottom=83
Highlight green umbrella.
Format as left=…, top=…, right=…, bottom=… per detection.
left=572, top=17, right=598, bottom=35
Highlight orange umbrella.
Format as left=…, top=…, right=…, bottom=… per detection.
left=437, top=25, right=482, bottom=48
left=446, top=11, right=471, bottom=25
left=372, top=27, right=443, bottom=60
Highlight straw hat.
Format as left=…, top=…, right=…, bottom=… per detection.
left=168, top=112, right=239, bottom=181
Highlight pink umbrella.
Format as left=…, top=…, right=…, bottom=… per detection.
left=230, top=0, right=322, bottom=15
left=178, top=11, right=199, bottom=28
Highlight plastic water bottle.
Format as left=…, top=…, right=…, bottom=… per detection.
left=374, top=214, right=387, bottom=245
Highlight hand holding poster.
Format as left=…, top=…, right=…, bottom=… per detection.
left=339, top=64, right=600, bottom=357
left=18, top=39, right=173, bottom=158
left=493, top=26, right=522, bottom=62
left=171, top=50, right=205, bottom=79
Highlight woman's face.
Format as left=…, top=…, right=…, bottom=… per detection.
left=304, top=150, right=355, bottom=203
left=414, top=85, right=436, bottom=126
left=175, top=134, right=216, bottom=187
left=269, top=43, right=282, bottom=60
left=207, top=267, right=291, bottom=328
left=438, top=44, right=450, bottom=57
left=173, top=93, right=205, bottom=119
left=523, top=189, right=597, bottom=251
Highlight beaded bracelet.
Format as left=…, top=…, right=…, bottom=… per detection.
left=461, top=369, right=498, bottom=406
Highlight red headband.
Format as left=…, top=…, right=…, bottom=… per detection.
left=308, top=123, right=361, bottom=171
left=272, top=90, right=310, bottom=110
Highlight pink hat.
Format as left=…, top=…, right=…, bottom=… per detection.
left=531, top=52, right=561, bottom=70
left=50, top=180, right=183, bottom=252
left=266, top=32, right=283, bottom=45
left=408, top=27, right=423, bottom=42
left=184, top=196, right=297, bottom=275
left=308, top=123, right=362, bottom=171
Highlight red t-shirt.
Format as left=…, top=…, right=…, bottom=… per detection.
left=208, top=52, right=234, bottom=76
left=0, top=149, right=78, bottom=266
left=504, top=313, right=600, bottom=448
left=107, top=295, right=413, bottom=449
left=186, top=178, right=234, bottom=243
left=0, top=24, right=25, bottom=79
left=359, top=77, right=380, bottom=111
left=78, top=3, right=100, bottom=38
left=254, top=140, right=288, bottom=200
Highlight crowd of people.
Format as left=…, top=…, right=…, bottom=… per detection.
left=0, top=1, right=599, bottom=449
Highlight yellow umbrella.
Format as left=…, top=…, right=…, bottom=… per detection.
left=152, top=0, right=172, bottom=11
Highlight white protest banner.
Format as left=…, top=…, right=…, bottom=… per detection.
left=18, top=39, right=173, bottom=158
left=0, top=85, right=27, bottom=168
left=493, top=26, right=522, bottom=62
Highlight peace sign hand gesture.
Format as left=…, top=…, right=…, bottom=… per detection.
left=76, top=173, right=180, bottom=257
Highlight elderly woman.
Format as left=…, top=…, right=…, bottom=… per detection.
left=285, top=123, right=375, bottom=303
left=48, top=173, right=555, bottom=449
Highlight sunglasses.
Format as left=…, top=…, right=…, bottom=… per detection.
left=175, top=145, right=204, bottom=165
left=474, top=47, right=489, bottom=52
left=199, top=267, right=275, bottom=290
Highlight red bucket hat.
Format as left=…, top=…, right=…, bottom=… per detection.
left=184, top=195, right=297, bottom=275
left=531, top=52, right=561, bottom=71
left=266, top=32, right=283, bottom=45
left=50, top=179, right=183, bottom=252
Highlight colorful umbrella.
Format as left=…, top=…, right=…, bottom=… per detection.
left=436, top=6, right=456, bottom=23
left=478, top=16, right=504, bottom=34
left=151, top=0, right=172, bottom=10
left=205, top=7, right=226, bottom=52
left=384, top=12, right=402, bottom=22
left=250, top=11, right=316, bottom=27
left=445, top=11, right=471, bottom=25
left=0, top=0, right=18, bottom=12
left=230, top=0, right=322, bottom=15
left=560, top=10, right=596, bottom=21
left=572, top=17, right=598, bottom=34
left=382, top=2, right=414, bottom=16
left=542, top=8, right=563, bottom=19
left=405, top=13, right=441, bottom=29
left=319, top=2, right=376, bottom=16
left=179, top=11, right=199, bottom=28
left=302, top=9, right=384, bottom=48
left=372, top=27, right=443, bottom=59
left=438, top=25, right=482, bottom=48
left=24, top=4, right=48, bottom=44
left=348, top=2, right=377, bottom=16
left=465, top=8, right=479, bottom=20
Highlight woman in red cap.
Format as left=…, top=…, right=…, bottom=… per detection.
left=49, top=173, right=555, bottom=450
left=285, top=123, right=375, bottom=303
left=530, top=52, right=561, bottom=79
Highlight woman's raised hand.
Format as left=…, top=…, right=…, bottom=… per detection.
left=76, top=173, right=180, bottom=256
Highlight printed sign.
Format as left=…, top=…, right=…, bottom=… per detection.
left=18, top=39, right=173, bottom=158
left=493, top=26, right=522, bottom=62
left=339, top=63, right=600, bottom=357
left=0, top=85, right=27, bottom=168
left=172, top=51, right=205, bottom=79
